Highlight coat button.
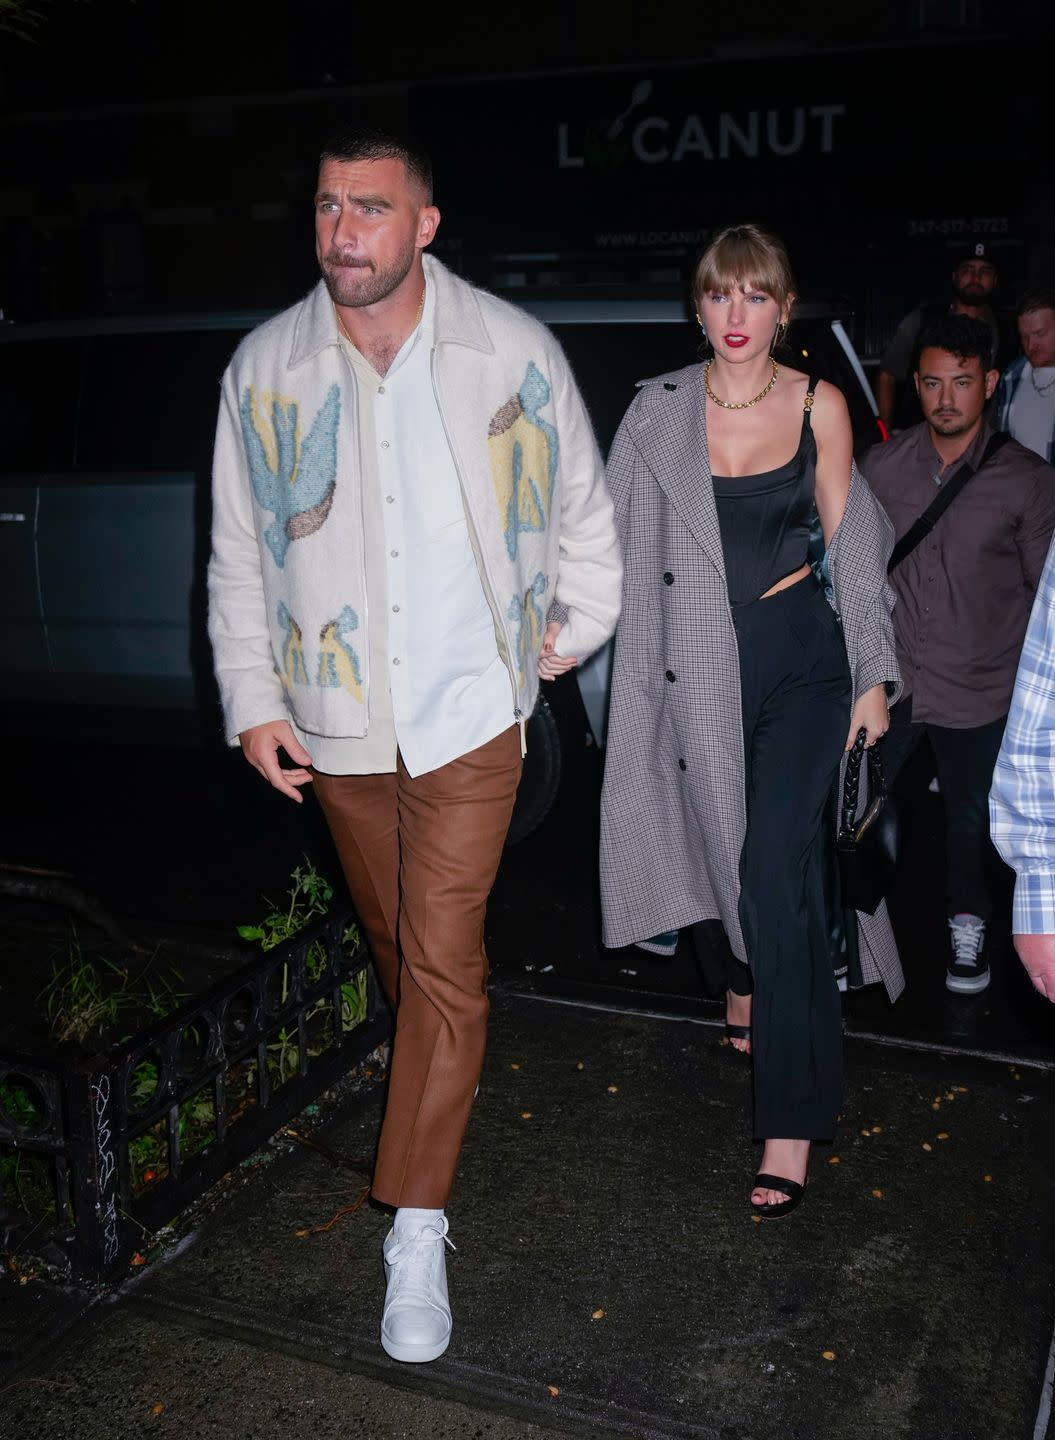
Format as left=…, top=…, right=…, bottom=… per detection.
left=678, top=758, right=687, bottom=771
left=663, top=572, right=674, bottom=585
left=665, top=670, right=676, bottom=682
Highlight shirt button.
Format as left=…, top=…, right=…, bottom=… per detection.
left=386, top=495, right=395, bottom=504
left=390, top=549, right=399, bottom=557
left=380, top=440, right=390, bottom=450
left=665, top=670, right=676, bottom=682
left=392, top=604, right=400, bottom=613
left=377, top=385, right=386, bottom=394
left=392, top=657, right=401, bottom=666
left=663, top=572, right=674, bottom=585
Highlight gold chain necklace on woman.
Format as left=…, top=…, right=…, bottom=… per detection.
left=334, top=285, right=426, bottom=346
left=704, top=357, right=779, bottom=410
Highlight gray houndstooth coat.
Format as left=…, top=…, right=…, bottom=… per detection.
left=599, top=362, right=905, bottom=1001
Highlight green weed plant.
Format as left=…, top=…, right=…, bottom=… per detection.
left=39, top=930, right=186, bottom=1047
left=237, top=861, right=367, bottom=1088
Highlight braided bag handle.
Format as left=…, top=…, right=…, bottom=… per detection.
left=840, top=728, right=887, bottom=838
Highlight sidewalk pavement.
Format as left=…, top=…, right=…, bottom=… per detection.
left=2, top=986, right=1054, bottom=1440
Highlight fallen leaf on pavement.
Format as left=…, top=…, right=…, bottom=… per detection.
left=547, top=1384, right=560, bottom=1398
left=922, top=1143, right=933, bottom=1152
left=822, top=1350, right=836, bottom=1361
left=592, top=1309, right=605, bottom=1320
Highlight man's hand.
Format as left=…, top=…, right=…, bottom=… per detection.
left=1013, top=933, right=1055, bottom=1002
left=240, top=720, right=314, bottom=803
left=538, top=620, right=578, bottom=681
left=845, top=683, right=889, bottom=750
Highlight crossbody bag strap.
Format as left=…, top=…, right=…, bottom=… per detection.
left=887, top=430, right=1012, bottom=574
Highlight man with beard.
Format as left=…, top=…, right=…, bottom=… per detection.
left=876, top=243, right=1002, bottom=433
left=866, top=315, right=1055, bottom=995
left=207, top=127, right=621, bottom=1362
left=996, top=291, right=1055, bottom=464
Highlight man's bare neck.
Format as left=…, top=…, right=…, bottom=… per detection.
left=361, top=336, right=401, bottom=378
left=335, top=276, right=425, bottom=374
left=930, top=419, right=984, bottom=471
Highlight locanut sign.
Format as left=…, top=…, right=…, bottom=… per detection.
left=556, top=81, right=847, bottom=168
left=411, top=46, right=1020, bottom=267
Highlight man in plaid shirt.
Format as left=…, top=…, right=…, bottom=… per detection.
left=990, top=532, right=1055, bottom=1002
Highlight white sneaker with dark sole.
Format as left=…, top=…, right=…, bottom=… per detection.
left=946, top=914, right=990, bottom=994
left=381, top=1216, right=453, bottom=1363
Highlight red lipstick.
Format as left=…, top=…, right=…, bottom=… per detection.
left=723, top=333, right=749, bottom=348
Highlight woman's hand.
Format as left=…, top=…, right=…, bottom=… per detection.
left=845, top=683, right=889, bottom=750
left=537, top=620, right=578, bottom=680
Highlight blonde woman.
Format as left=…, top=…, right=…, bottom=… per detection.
left=600, top=225, right=903, bottom=1216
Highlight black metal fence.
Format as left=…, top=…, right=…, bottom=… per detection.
left=0, top=906, right=388, bottom=1280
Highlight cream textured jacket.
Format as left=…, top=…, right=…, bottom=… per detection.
left=208, top=255, right=622, bottom=745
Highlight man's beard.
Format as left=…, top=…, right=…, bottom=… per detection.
left=319, top=240, right=417, bottom=309
left=953, top=282, right=989, bottom=306
left=928, top=410, right=969, bottom=436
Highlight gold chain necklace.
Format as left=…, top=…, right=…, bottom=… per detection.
left=1030, top=364, right=1055, bottom=397
left=334, top=285, right=426, bottom=346
left=704, top=358, right=779, bottom=410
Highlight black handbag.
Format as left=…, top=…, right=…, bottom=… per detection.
left=837, top=729, right=900, bottom=916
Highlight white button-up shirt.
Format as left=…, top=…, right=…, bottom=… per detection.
left=300, top=280, right=513, bottom=778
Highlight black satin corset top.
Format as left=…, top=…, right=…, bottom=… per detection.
left=710, top=392, right=818, bottom=606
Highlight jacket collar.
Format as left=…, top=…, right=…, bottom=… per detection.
left=628, top=363, right=727, bottom=576
left=287, top=254, right=493, bottom=370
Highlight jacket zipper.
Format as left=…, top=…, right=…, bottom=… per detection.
left=429, top=345, right=527, bottom=755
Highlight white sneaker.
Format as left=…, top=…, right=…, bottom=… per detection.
left=380, top=1215, right=454, bottom=1363
left=946, top=914, right=990, bottom=994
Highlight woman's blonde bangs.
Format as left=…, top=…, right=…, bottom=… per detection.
left=693, top=225, right=795, bottom=308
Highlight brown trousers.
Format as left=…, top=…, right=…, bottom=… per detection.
left=312, top=726, right=522, bottom=1208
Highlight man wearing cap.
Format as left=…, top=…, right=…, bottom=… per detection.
left=996, top=290, right=1055, bottom=464
left=876, top=243, right=1002, bottom=433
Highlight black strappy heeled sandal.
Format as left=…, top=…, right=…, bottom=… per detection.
left=724, top=1021, right=752, bottom=1050
left=751, top=1172, right=808, bottom=1220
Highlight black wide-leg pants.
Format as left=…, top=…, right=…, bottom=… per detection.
left=733, top=576, right=852, bottom=1141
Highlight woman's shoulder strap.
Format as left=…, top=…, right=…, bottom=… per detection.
left=802, top=374, right=821, bottom=429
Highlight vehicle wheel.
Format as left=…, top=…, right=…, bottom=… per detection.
left=505, top=693, right=562, bottom=847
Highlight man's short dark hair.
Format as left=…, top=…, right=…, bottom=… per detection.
left=1018, top=290, right=1055, bottom=319
left=915, top=314, right=993, bottom=373
left=319, top=126, right=433, bottom=203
